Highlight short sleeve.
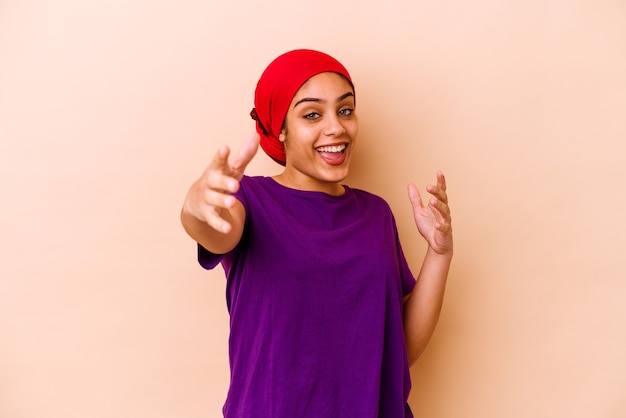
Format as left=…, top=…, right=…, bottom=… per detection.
left=392, top=216, right=416, bottom=296
left=195, top=176, right=250, bottom=271
left=197, top=244, right=225, bottom=270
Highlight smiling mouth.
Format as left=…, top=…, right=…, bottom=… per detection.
left=315, top=144, right=348, bottom=166
left=316, top=144, right=346, bottom=153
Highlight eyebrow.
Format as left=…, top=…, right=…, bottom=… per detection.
left=294, top=92, right=354, bottom=108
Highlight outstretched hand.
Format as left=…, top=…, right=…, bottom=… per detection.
left=407, top=171, right=453, bottom=255
left=183, top=133, right=260, bottom=233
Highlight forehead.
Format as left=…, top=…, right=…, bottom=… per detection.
left=293, top=72, right=354, bottom=98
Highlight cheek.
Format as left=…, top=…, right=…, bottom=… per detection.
left=286, top=124, right=317, bottom=144
left=352, top=122, right=359, bottom=136
left=346, top=120, right=359, bottom=138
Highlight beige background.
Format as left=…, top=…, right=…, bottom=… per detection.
left=1, top=1, right=625, bottom=417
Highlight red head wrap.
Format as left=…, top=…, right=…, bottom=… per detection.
left=250, top=49, right=354, bottom=165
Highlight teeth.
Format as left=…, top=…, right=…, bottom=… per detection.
left=316, top=144, right=346, bottom=153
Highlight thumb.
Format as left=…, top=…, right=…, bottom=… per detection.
left=231, top=132, right=260, bottom=174
left=407, top=183, right=424, bottom=210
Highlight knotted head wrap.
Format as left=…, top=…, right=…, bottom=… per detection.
left=250, top=49, right=354, bottom=166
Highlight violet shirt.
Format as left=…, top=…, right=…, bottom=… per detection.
left=198, top=176, right=416, bottom=418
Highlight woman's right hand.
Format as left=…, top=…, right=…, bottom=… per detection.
left=182, top=133, right=260, bottom=234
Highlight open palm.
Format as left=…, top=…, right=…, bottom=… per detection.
left=407, top=171, right=453, bottom=255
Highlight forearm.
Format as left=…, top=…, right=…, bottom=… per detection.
left=180, top=201, right=245, bottom=255
left=403, top=247, right=452, bottom=366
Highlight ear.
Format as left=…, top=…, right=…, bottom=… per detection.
left=279, top=129, right=287, bottom=143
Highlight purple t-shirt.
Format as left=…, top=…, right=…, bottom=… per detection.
left=198, top=176, right=416, bottom=418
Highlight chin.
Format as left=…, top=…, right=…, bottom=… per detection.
left=322, top=167, right=350, bottom=183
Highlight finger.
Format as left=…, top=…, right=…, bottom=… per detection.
left=200, top=190, right=239, bottom=233
left=435, top=216, right=452, bottom=234
left=429, top=197, right=451, bottom=221
left=231, top=132, right=260, bottom=174
left=428, top=198, right=452, bottom=231
left=206, top=169, right=239, bottom=194
left=426, top=185, right=448, bottom=204
left=184, top=186, right=233, bottom=233
left=204, top=208, right=233, bottom=234
left=202, top=187, right=238, bottom=210
left=426, top=172, right=449, bottom=204
left=437, top=170, right=447, bottom=192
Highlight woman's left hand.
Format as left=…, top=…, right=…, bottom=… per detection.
left=407, top=171, right=453, bottom=255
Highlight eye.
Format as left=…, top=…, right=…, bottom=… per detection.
left=339, top=108, right=354, bottom=117
left=304, top=112, right=320, bottom=120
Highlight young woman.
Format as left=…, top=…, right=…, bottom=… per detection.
left=181, top=49, right=453, bottom=418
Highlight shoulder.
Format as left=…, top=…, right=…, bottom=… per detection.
left=348, top=186, right=390, bottom=206
left=346, top=186, right=394, bottom=215
left=235, top=175, right=290, bottom=210
left=237, top=175, right=275, bottom=196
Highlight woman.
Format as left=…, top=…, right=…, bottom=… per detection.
left=181, top=49, right=453, bottom=418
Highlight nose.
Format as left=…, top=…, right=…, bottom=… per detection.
left=323, top=113, right=346, bottom=137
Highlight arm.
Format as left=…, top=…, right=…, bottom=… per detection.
left=180, top=133, right=259, bottom=254
left=403, top=171, right=453, bottom=366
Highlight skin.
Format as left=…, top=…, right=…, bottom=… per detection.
left=274, top=72, right=357, bottom=196
left=180, top=71, right=453, bottom=366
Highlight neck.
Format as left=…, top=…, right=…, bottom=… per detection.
left=272, top=173, right=346, bottom=196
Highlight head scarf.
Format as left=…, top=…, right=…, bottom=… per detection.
left=250, top=49, right=354, bottom=165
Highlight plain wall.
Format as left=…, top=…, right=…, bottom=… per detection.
left=1, top=1, right=625, bottom=417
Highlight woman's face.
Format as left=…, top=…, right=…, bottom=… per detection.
left=278, top=72, right=358, bottom=195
